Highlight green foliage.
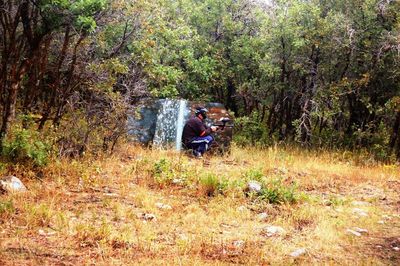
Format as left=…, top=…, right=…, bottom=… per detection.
left=2, top=128, right=49, bottom=167
left=233, top=112, right=270, bottom=147
left=152, top=158, right=191, bottom=186
left=199, top=173, right=228, bottom=197
left=39, top=0, right=107, bottom=32
left=258, top=178, right=298, bottom=204
left=243, top=168, right=264, bottom=182
left=152, top=158, right=172, bottom=184
left=326, top=195, right=349, bottom=207
left=0, top=200, right=15, bottom=218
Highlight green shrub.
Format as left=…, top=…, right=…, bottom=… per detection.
left=199, top=173, right=228, bottom=197
left=0, top=200, right=15, bottom=218
left=151, top=158, right=191, bottom=186
left=152, top=158, right=173, bottom=185
left=258, top=178, right=298, bottom=204
left=243, top=168, right=264, bottom=182
left=233, top=112, right=271, bottom=147
left=2, top=128, right=49, bottom=166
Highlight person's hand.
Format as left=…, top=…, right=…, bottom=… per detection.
left=211, top=126, right=218, bottom=132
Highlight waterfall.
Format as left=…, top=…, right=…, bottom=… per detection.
left=175, top=100, right=187, bottom=150
left=153, top=99, right=189, bottom=150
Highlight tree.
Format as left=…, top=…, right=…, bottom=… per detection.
left=0, top=0, right=106, bottom=148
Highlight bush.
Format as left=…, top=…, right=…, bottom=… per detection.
left=258, top=178, right=298, bottom=204
left=233, top=112, right=271, bottom=147
left=243, top=168, right=264, bottom=182
left=151, top=158, right=191, bottom=187
left=152, top=158, right=173, bottom=185
left=2, top=128, right=49, bottom=166
left=199, top=173, right=228, bottom=197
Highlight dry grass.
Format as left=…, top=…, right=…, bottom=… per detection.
left=1, top=144, right=399, bottom=265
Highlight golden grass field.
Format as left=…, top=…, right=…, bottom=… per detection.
left=1, top=144, right=399, bottom=265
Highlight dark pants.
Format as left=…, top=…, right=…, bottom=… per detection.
left=186, top=135, right=214, bottom=155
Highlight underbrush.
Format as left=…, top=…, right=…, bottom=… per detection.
left=149, top=157, right=300, bottom=205
left=1, top=128, right=49, bottom=167
left=151, top=157, right=192, bottom=187
left=258, top=179, right=298, bottom=204
left=234, top=112, right=399, bottom=164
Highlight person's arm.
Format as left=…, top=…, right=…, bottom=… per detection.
left=198, top=122, right=217, bottom=136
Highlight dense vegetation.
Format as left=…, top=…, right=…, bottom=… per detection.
left=1, top=0, right=399, bottom=162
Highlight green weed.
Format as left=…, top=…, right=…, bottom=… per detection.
left=0, top=200, right=15, bottom=218
left=2, top=128, right=49, bottom=166
left=258, top=178, right=298, bottom=204
left=199, top=173, right=228, bottom=197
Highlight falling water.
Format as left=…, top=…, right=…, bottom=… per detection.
left=153, top=99, right=189, bottom=150
left=175, top=100, right=187, bottom=150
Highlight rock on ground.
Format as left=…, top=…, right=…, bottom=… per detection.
left=155, top=202, right=172, bottom=210
left=290, top=248, right=307, bottom=257
left=247, top=181, right=262, bottom=193
left=0, top=176, right=27, bottom=193
left=257, top=212, right=269, bottom=221
left=262, top=225, right=286, bottom=237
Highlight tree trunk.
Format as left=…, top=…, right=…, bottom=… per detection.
left=226, top=78, right=238, bottom=115
left=0, top=81, right=19, bottom=146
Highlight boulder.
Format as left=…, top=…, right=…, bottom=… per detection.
left=0, top=176, right=27, bottom=193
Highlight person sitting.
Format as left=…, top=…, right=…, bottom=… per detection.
left=181, top=107, right=217, bottom=158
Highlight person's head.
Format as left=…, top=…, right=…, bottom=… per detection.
left=195, top=107, right=208, bottom=120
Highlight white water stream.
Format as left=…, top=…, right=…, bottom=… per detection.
left=153, top=99, right=189, bottom=150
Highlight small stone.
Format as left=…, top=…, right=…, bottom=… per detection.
left=393, top=247, right=400, bottom=251
left=290, top=248, right=306, bottom=257
left=257, top=212, right=269, bottom=221
left=237, top=205, right=247, bottom=212
left=323, top=199, right=332, bottom=206
left=104, top=193, right=118, bottom=197
left=233, top=240, right=245, bottom=248
left=353, top=227, right=368, bottom=234
left=38, top=229, right=56, bottom=237
left=352, top=208, right=368, bottom=217
left=346, top=229, right=362, bottom=237
left=376, top=245, right=382, bottom=248
left=378, top=220, right=385, bottom=224
left=247, top=181, right=262, bottom=193
left=0, top=176, right=27, bottom=193
left=155, top=202, right=172, bottom=210
left=178, top=233, right=188, bottom=241
left=141, top=213, right=156, bottom=221
left=172, top=178, right=183, bottom=185
left=262, top=225, right=286, bottom=237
